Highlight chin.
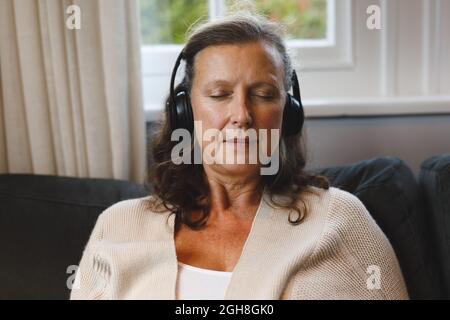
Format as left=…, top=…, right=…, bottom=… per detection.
left=202, top=142, right=265, bottom=176
left=214, top=163, right=261, bottom=177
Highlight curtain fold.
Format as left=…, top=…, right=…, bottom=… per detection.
left=0, top=0, right=146, bottom=183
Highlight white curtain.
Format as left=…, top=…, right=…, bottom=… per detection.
left=0, top=0, right=146, bottom=183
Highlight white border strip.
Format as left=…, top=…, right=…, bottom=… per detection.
left=304, top=96, right=450, bottom=117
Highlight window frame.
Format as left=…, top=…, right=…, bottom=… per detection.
left=141, top=0, right=450, bottom=120
left=141, top=0, right=343, bottom=115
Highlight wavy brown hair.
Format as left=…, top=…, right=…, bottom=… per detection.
left=147, top=12, right=329, bottom=230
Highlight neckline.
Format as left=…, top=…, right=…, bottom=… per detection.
left=178, top=262, right=233, bottom=276
left=168, top=185, right=270, bottom=298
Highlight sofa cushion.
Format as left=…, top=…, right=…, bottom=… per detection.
left=317, top=156, right=442, bottom=299
left=419, top=154, right=450, bottom=298
left=0, top=174, right=148, bottom=300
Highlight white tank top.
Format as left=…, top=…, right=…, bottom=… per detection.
left=175, top=262, right=233, bottom=300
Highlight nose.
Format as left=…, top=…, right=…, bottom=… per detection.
left=229, top=91, right=253, bottom=129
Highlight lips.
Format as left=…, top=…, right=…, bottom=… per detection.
left=224, top=137, right=258, bottom=144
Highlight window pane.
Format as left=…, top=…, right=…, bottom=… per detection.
left=226, top=0, right=328, bottom=40
left=140, top=0, right=208, bottom=45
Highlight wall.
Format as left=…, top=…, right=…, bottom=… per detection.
left=147, top=113, right=450, bottom=177
left=304, top=114, right=450, bottom=176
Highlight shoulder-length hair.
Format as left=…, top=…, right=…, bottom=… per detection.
left=147, top=12, right=330, bottom=230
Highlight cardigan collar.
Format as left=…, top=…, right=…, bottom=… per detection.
left=153, top=187, right=321, bottom=300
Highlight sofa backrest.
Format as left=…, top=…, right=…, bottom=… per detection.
left=318, top=156, right=443, bottom=299
left=419, top=154, right=450, bottom=298
left=0, top=174, right=148, bottom=299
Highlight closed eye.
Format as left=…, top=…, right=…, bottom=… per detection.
left=253, top=94, right=275, bottom=100
left=209, top=94, right=230, bottom=99
left=209, top=93, right=275, bottom=100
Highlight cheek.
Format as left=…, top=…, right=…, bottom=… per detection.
left=191, top=97, right=227, bottom=146
left=254, top=105, right=284, bottom=130
left=253, top=106, right=283, bottom=155
left=192, top=98, right=226, bottom=129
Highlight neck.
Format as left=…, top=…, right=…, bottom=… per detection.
left=202, top=168, right=265, bottom=222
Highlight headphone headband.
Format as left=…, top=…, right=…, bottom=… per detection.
left=291, top=69, right=301, bottom=103
left=170, top=50, right=185, bottom=105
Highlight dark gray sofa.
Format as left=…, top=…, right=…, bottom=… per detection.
left=0, top=156, right=447, bottom=299
left=419, top=154, right=450, bottom=298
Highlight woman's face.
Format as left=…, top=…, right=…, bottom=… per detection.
left=190, top=41, right=286, bottom=178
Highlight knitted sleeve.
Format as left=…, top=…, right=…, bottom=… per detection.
left=292, top=188, right=409, bottom=300
left=70, top=213, right=107, bottom=300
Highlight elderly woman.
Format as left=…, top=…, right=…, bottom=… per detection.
left=71, top=13, right=408, bottom=300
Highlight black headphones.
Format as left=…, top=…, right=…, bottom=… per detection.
left=168, top=49, right=304, bottom=137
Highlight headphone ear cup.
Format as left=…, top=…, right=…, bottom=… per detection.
left=170, top=89, right=194, bottom=134
left=282, top=93, right=305, bottom=137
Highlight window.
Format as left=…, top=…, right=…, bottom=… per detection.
left=136, top=0, right=449, bottom=119
left=139, top=0, right=351, bottom=118
left=140, top=0, right=329, bottom=45
left=140, top=0, right=208, bottom=45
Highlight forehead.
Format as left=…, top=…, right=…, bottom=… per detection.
left=192, top=41, right=285, bottom=86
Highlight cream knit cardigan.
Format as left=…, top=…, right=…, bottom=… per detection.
left=70, top=186, right=409, bottom=300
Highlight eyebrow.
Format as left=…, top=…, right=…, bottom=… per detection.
left=204, top=80, right=280, bottom=91
left=251, top=81, right=280, bottom=90
left=204, top=80, right=232, bottom=89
